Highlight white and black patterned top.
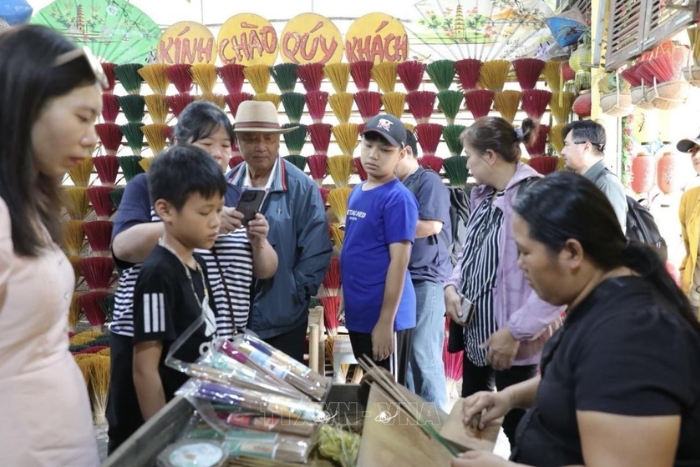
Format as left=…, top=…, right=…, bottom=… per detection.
left=459, top=189, right=504, bottom=366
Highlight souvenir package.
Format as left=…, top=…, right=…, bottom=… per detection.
left=223, top=428, right=314, bottom=464
left=156, top=440, right=227, bottom=467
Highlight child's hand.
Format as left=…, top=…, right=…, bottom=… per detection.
left=371, top=319, right=394, bottom=361
left=246, top=213, right=270, bottom=247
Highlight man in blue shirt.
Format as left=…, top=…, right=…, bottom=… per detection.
left=397, top=130, right=452, bottom=410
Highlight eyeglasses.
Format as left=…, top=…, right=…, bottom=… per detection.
left=53, top=46, right=109, bottom=89
left=573, top=140, right=605, bottom=151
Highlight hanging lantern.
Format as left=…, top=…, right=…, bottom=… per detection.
left=572, top=92, right=591, bottom=118
left=569, top=44, right=591, bottom=73
left=631, top=152, right=655, bottom=194
left=632, top=108, right=659, bottom=143
left=656, top=151, right=685, bottom=194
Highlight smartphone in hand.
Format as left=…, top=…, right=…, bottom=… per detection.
left=236, top=188, right=267, bottom=226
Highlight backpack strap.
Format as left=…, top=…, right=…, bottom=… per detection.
left=405, top=167, right=451, bottom=249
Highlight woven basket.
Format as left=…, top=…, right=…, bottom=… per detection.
left=600, top=91, right=634, bottom=118
left=631, top=86, right=653, bottom=109
left=645, top=80, right=690, bottom=110
left=683, top=66, right=700, bottom=87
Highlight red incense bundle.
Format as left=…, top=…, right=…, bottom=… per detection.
left=226, top=92, right=254, bottom=120
left=465, top=90, right=494, bottom=119
left=92, top=155, right=119, bottom=186
left=218, top=63, right=246, bottom=94
left=95, top=123, right=122, bottom=156
left=305, top=91, right=329, bottom=123
left=455, top=58, right=482, bottom=91
left=353, top=157, right=368, bottom=181
left=415, top=123, right=444, bottom=157
left=512, top=58, right=546, bottom=90
left=296, top=63, right=324, bottom=92
left=350, top=60, right=373, bottom=91
left=100, top=63, right=117, bottom=94
left=229, top=155, right=244, bottom=169
left=397, top=60, right=426, bottom=92
left=168, top=93, right=195, bottom=118
left=84, top=220, right=113, bottom=255
left=307, top=154, right=328, bottom=186
left=354, top=91, right=382, bottom=122
left=524, top=125, right=551, bottom=158
left=322, top=257, right=341, bottom=294
left=102, top=95, right=120, bottom=123
left=419, top=155, right=444, bottom=173
left=406, top=91, right=436, bottom=124
left=87, top=186, right=116, bottom=219
left=319, top=296, right=340, bottom=335
left=79, top=257, right=114, bottom=291
left=165, top=64, right=193, bottom=93
left=78, top=291, right=110, bottom=328
left=308, top=123, right=332, bottom=155
left=521, top=89, right=553, bottom=122
left=528, top=156, right=559, bottom=174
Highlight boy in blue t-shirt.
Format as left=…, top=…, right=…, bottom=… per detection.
left=340, top=114, right=419, bottom=385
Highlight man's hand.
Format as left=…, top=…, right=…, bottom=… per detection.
left=482, top=327, right=519, bottom=371
left=246, top=213, right=270, bottom=247
left=371, top=319, right=394, bottom=361
left=220, top=207, right=243, bottom=234
left=444, top=285, right=464, bottom=326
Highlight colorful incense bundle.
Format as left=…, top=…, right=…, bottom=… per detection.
left=528, top=156, right=559, bottom=175
left=117, top=95, right=145, bottom=124
left=381, top=91, right=406, bottom=119
left=493, top=90, right=522, bottom=123
left=305, top=90, right=328, bottom=123
left=120, top=123, right=144, bottom=155
left=637, top=55, right=678, bottom=84
left=328, top=92, right=354, bottom=123
left=79, top=257, right=114, bottom=291
left=443, top=155, right=468, bottom=188
left=308, top=123, right=332, bottom=155
left=114, top=63, right=143, bottom=95
left=524, top=125, right=550, bottom=158
left=320, top=296, right=340, bottom=336
left=330, top=223, right=345, bottom=249
left=328, top=187, right=352, bottom=223
left=68, top=157, right=93, bottom=187
left=371, top=61, right=398, bottom=92
left=68, top=255, right=82, bottom=284
left=226, top=92, right=254, bottom=119
left=92, top=155, right=118, bottom=186
left=63, top=220, right=85, bottom=256
left=280, top=92, right=306, bottom=124
left=406, top=91, right=436, bottom=124
left=512, top=58, right=545, bottom=90
left=323, top=62, right=350, bottom=93
left=426, top=59, right=456, bottom=91
left=244, top=64, right=271, bottom=94
left=100, top=63, right=117, bottom=94
left=138, top=63, right=170, bottom=94
left=109, top=187, right=125, bottom=211
left=437, top=90, right=463, bottom=125
left=297, top=63, right=324, bottom=92
left=69, top=293, right=82, bottom=332
left=144, top=94, right=169, bottom=124
left=199, top=92, right=226, bottom=110
left=464, top=89, right=494, bottom=119
left=84, top=220, right=113, bottom=255
left=118, top=155, right=145, bottom=182
left=479, top=60, right=511, bottom=92
left=442, top=334, right=463, bottom=398
left=64, top=187, right=89, bottom=220
left=350, top=60, right=373, bottom=92
left=307, top=154, right=328, bottom=186
left=78, top=290, right=110, bottom=329
left=443, top=124, right=466, bottom=157
left=283, top=155, right=307, bottom=172
left=253, top=92, right=281, bottom=110
left=167, top=93, right=195, bottom=118
left=89, top=355, right=110, bottom=424
left=229, top=155, right=244, bottom=169
left=544, top=60, right=563, bottom=91
left=166, top=64, right=193, bottom=93
left=550, top=91, right=575, bottom=124
left=332, top=123, right=360, bottom=156
left=101, top=94, right=119, bottom=123
left=353, top=157, right=368, bottom=181
left=455, top=58, right=482, bottom=91
left=143, top=123, right=168, bottom=154
left=218, top=63, right=246, bottom=94
left=164, top=125, right=175, bottom=144
left=190, top=63, right=217, bottom=93
left=522, top=89, right=553, bottom=122
left=327, top=155, right=354, bottom=187
left=397, top=60, right=426, bottom=92
left=319, top=187, right=330, bottom=206
left=95, top=123, right=122, bottom=156
left=354, top=90, right=382, bottom=122
left=87, top=186, right=116, bottom=219
left=419, top=155, right=444, bottom=173
left=323, top=257, right=341, bottom=295
left=270, top=63, right=299, bottom=93
left=415, top=123, right=444, bottom=157
left=549, top=123, right=567, bottom=154
left=282, top=123, right=308, bottom=156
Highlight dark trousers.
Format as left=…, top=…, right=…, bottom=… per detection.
left=106, top=332, right=144, bottom=454
left=262, top=318, right=309, bottom=364
left=348, top=328, right=414, bottom=386
left=461, top=358, right=538, bottom=448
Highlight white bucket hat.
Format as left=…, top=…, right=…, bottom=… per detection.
left=233, top=100, right=298, bottom=134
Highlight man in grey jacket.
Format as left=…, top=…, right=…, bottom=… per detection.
left=561, top=121, right=627, bottom=232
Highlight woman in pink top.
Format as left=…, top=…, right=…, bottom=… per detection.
left=0, top=25, right=104, bottom=466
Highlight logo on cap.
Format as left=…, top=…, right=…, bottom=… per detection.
left=377, top=118, right=394, bottom=131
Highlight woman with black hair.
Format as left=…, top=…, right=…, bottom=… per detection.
left=453, top=171, right=700, bottom=467
left=0, top=25, right=102, bottom=465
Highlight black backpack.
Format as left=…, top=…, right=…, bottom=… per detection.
left=405, top=167, right=471, bottom=266
left=594, top=169, right=668, bottom=261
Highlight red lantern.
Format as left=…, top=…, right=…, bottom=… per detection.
left=657, top=151, right=684, bottom=194
left=561, top=61, right=576, bottom=81
left=631, top=153, right=655, bottom=194
left=573, top=93, right=591, bottom=118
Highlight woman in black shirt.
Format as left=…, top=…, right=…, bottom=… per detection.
left=452, top=172, right=700, bottom=467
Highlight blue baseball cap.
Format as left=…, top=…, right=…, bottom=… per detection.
left=361, top=114, right=407, bottom=148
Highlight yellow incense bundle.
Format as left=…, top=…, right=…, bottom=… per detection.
left=190, top=63, right=218, bottom=93
left=329, top=92, right=354, bottom=123
left=479, top=60, right=511, bottom=92
left=328, top=187, right=352, bottom=223
left=381, top=92, right=406, bottom=119
left=324, top=63, right=351, bottom=93
left=327, top=155, right=354, bottom=187
left=244, top=65, right=271, bottom=94
left=331, top=123, right=359, bottom=156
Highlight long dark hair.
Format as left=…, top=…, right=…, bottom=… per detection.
left=514, top=171, right=700, bottom=335
left=174, top=100, right=234, bottom=144
left=0, top=25, right=97, bottom=257
left=460, top=116, right=538, bottom=163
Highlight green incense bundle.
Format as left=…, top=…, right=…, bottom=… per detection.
left=270, top=63, right=299, bottom=93
left=442, top=125, right=466, bottom=157
left=283, top=155, right=307, bottom=172
left=110, top=187, right=125, bottom=210
left=118, top=155, right=144, bottom=182
left=443, top=155, right=469, bottom=188
left=282, top=123, right=308, bottom=156
left=437, top=90, right=464, bottom=125
left=281, top=92, right=306, bottom=124
left=114, top=63, right=144, bottom=95
left=120, top=123, right=144, bottom=155
left=117, top=95, right=146, bottom=124
left=426, top=59, right=456, bottom=91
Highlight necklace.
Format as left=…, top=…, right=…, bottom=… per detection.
left=158, top=237, right=208, bottom=307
